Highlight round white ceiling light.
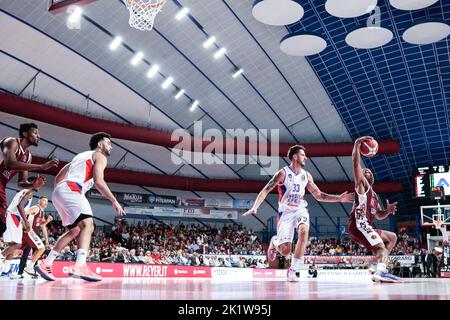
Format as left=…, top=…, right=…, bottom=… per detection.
left=280, top=32, right=327, bottom=56
left=325, top=0, right=378, bottom=18
left=390, top=0, right=439, bottom=11
left=345, top=26, right=393, bottom=49
left=402, top=21, right=450, bottom=45
left=252, top=0, right=304, bottom=26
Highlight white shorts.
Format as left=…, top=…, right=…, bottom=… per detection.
left=276, top=207, right=309, bottom=245
left=52, top=182, right=93, bottom=227
left=3, top=212, right=23, bottom=244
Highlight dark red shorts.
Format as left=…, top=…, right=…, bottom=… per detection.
left=348, top=220, right=383, bottom=253
left=21, top=230, right=44, bottom=250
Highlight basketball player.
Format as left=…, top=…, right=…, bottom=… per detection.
left=16, top=196, right=52, bottom=278
left=35, top=132, right=126, bottom=282
left=349, top=136, right=400, bottom=283
left=0, top=177, right=45, bottom=275
left=243, top=145, right=353, bottom=281
left=0, top=123, right=59, bottom=237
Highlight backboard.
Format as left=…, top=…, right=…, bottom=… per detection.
left=48, top=0, right=97, bottom=14
left=420, top=204, right=450, bottom=227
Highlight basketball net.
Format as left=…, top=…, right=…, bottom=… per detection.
left=124, top=0, right=167, bottom=31
left=434, top=218, right=449, bottom=245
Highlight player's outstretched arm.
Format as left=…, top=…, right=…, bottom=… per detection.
left=18, top=190, right=34, bottom=233
left=352, top=136, right=372, bottom=187
left=242, top=169, right=285, bottom=216
left=306, top=172, right=354, bottom=203
left=375, top=200, right=397, bottom=220
left=93, top=152, right=126, bottom=216
left=2, top=138, right=59, bottom=174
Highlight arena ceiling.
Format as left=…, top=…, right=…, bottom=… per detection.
left=0, top=0, right=448, bottom=229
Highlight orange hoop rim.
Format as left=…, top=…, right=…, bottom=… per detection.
left=126, top=0, right=167, bottom=9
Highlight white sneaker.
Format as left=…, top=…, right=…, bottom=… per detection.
left=287, top=267, right=300, bottom=282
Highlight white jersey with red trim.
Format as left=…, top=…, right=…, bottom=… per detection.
left=278, top=166, right=308, bottom=213
left=61, top=151, right=95, bottom=195
left=7, top=189, right=32, bottom=217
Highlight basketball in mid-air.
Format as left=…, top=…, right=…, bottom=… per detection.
left=360, top=138, right=378, bottom=157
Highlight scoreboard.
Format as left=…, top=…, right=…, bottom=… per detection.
left=414, top=165, right=450, bottom=198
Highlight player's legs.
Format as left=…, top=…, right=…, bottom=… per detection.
left=270, top=213, right=295, bottom=259
left=288, top=215, right=310, bottom=282
left=0, top=243, right=21, bottom=275
left=21, top=230, right=45, bottom=276
left=68, top=216, right=102, bottom=282
left=349, top=221, right=400, bottom=283
left=35, top=226, right=80, bottom=281
left=293, top=223, right=309, bottom=260
left=18, top=246, right=32, bottom=276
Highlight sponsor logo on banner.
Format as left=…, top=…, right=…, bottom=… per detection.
left=302, top=255, right=415, bottom=266
left=88, top=189, right=118, bottom=200
left=147, top=195, right=177, bottom=205
left=205, top=198, right=233, bottom=209
left=232, top=199, right=254, bottom=209
left=387, top=255, right=415, bottom=266
left=176, top=198, right=206, bottom=207
left=209, top=210, right=238, bottom=220
left=125, top=206, right=237, bottom=220
left=51, top=262, right=212, bottom=278
left=122, top=193, right=143, bottom=203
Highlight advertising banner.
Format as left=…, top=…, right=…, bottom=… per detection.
left=51, top=262, right=212, bottom=278
left=204, top=198, right=233, bottom=208
left=176, top=198, right=206, bottom=207
left=125, top=206, right=238, bottom=220
left=232, top=199, right=255, bottom=209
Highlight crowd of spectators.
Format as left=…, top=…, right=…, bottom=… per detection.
left=42, top=219, right=268, bottom=268
left=305, top=232, right=422, bottom=256
left=1, top=218, right=424, bottom=270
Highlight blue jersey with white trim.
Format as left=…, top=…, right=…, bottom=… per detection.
left=278, top=166, right=308, bottom=213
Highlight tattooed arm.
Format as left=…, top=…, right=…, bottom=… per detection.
left=306, top=172, right=354, bottom=203
left=242, top=169, right=286, bottom=216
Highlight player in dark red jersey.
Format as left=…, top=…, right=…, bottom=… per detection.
left=16, top=196, right=53, bottom=278
left=0, top=123, right=59, bottom=237
left=349, top=136, right=400, bottom=283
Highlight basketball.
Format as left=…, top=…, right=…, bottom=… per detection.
left=360, top=138, right=378, bottom=157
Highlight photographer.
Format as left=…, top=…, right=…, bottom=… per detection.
left=308, top=264, right=318, bottom=278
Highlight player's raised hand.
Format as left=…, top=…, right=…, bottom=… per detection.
left=42, top=158, right=59, bottom=170
left=243, top=208, right=257, bottom=217
left=386, top=200, right=398, bottom=215
left=113, top=199, right=126, bottom=216
left=355, top=136, right=373, bottom=145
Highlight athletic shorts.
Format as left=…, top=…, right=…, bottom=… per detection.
left=276, top=207, right=309, bottom=245
left=52, top=182, right=93, bottom=227
left=348, top=218, right=383, bottom=252
left=3, top=212, right=23, bottom=244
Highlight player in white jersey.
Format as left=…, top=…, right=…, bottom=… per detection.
left=244, top=145, right=353, bottom=281
left=35, top=132, right=125, bottom=282
left=0, top=176, right=45, bottom=275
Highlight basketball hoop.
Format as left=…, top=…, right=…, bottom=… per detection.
left=124, top=0, right=167, bottom=31
left=433, top=217, right=449, bottom=243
